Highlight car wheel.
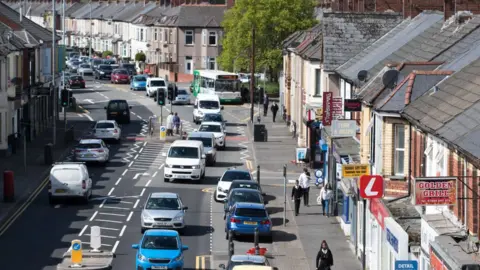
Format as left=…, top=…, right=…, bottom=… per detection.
left=146, top=92, right=149, bottom=97
left=164, top=177, right=169, bottom=183
left=141, top=227, right=146, bottom=234
left=214, top=191, right=219, bottom=202
left=225, top=231, right=229, bottom=240
left=83, top=193, right=89, bottom=204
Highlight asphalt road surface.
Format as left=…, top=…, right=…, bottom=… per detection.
left=0, top=76, right=259, bottom=270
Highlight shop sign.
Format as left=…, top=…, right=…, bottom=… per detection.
left=344, top=99, right=362, bottom=112
left=369, top=198, right=389, bottom=229
left=386, top=228, right=399, bottom=253
left=332, top=97, right=343, bottom=118
left=296, top=148, right=307, bottom=163
left=331, top=120, right=357, bottom=137
left=322, top=92, right=333, bottom=126
left=414, top=177, right=457, bottom=206
left=342, top=164, right=369, bottom=177
left=430, top=247, right=449, bottom=270
left=385, top=217, right=409, bottom=259
left=316, top=108, right=323, bottom=121
left=394, top=261, right=418, bottom=270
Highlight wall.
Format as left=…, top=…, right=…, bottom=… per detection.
left=177, top=27, right=222, bottom=73
left=382, top=117, right=410, bottom=177
left=420, top=218, right=438, bottom=270
left=360, top=105, right=372, bottom=164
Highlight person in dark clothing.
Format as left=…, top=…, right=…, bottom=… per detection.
left=270, top=102, right=279, bottom=122
left=263, top=94, right=269, bottom=116
left=316, top=240, right=334, bottom=270
left=291, top=180, right=303, bottom=216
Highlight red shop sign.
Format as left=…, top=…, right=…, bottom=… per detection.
left=322, top=92, right=333, bottom=126
left=430, top=247, right=449, bottom=270
left=369, top=198, right=389, bottom=229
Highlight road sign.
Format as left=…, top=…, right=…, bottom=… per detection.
left=395, top=260, right=418, bottom=270
left=70, top=239, right=83, bottom=266
left=342, top=164, right=370, bottom=177
left=90, top=226, right=101, bottom=252
left=359, top=175, right=384, bottom=199
left=160, top=126, right=166, bottom=141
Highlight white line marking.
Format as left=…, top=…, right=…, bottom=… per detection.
left=80, top=241, right=112, bottom=247
left=145, top=179, right=152, bottom=187
left=139, top=148, right=144, bottom=153
left=83, top=114, right=94, bottom=121
left=115, top=177, right=122, bottom=185
left=152, top=171, right=158, bottom=178
left=131, top=112, right=137, bottom=115
left=128, top=161, right=134, bottom=167
left=140, top=188, right=146, bottom=197
left=122, top=169, right=128, bottom=176
left=99, top=199, right=107, bottom=208
left=79, top=225, right=88, bottom=236
left=85, top=233, right=117, bottom=239
left=54, top=204, right=60, bottom=208
left=133, top=199, right=140, bottom=209
left=94, top=219, right=124, bottom=224
left=119, top=200, right=134, bottom=204
left=143, top=142, right=147, bottom=146
left=99, top=227, right=120, bottom=231
left=134, top=154, right=139, bottom=159
left=89, top=211, right=98, bottom=221
left=77, top=113, right=84, bottom=117
left=119, top=225, right=127, bottom=237
left=158, top=164, right=164, bottom=170
left=112, top=240, right=120, bottom=254
left=107, top=187, right=115, bottom=196
left=99, top=212, right=126, bottom=217
left=102, top=206, right=131, bottom=210
left=126, top=211, right=134, bottom=222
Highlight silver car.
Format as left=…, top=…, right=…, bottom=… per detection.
left=93, top=120, right=121, bottom=142
left=78, top=64, right=94, bottom=76
left=73, top=139, right=110, bottom=164
left=172, top=88, right=191, bottom=105
left=187, top=131, right=217, bottom=166
left=141, top=192, right=188, bottom=234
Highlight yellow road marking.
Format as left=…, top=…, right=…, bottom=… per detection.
left=245, top=160, right=253, bottom=171
left=78, top=105, right=90, bottom=114
left=241, top=112, right=259, bottom=122
left=0, top=175, right=49, bottom=236
left=201, top=187, right=215, bottom=193
left=195, top=255, right=208, bottom=269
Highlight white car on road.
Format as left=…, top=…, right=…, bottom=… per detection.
left=77, top=63, right=94, bottom=76
left=73, top=139, right=110, bottom=164
left=215, top=169, right=253, bottom=202
left=164, top=140, right=206, bottom=183
left=196, top=122, right=226, bottom=149
left=93, top=120, right=121, bottom=142
left=48, top=162, right=93, bottom=204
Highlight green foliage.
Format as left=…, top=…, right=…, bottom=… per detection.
left=135, top=52, right=146, bottom=62
left=218, top=0, right=317, bottom=75
left=102, top=50, right=113, bottom=58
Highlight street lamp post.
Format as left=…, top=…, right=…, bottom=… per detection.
left=89, top=1, right=92, bottom=59
left=52, top=0, right=57, bottom=145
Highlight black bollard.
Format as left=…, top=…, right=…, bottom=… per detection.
left=257, top=165, right=260, bottom=186
left=254, top=227, right=260, bottom=255
left=228, top=230, right=234, bottom=258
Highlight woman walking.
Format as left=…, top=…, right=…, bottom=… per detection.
left=319, top=184, right=333, bottom=217
left=316, top=240, right=334, bottom=270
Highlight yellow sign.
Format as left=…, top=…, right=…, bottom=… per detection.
left=316, top=108, right=323, bottom=121
left=342, top=164, right=370, bottom=178
left=159, top=126, right=166, bottom=141
left=70, top=239, right=83, bottom=265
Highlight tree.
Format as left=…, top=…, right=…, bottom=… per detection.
left=218, top=0, right=317, bottom=78
left=102, top=50, right=113, bottom=58
left=135, top=52, right=146, bottom=62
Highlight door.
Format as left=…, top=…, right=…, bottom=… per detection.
left=185, top=57, right=193, bottom=74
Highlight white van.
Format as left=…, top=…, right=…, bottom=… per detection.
left=146, top=77, right=168, bottom=98
left=193, top=94, right=224, bottom=124
left=164, top=140, right=206, bottom=183
left=48, top=162, right=93, bottom=204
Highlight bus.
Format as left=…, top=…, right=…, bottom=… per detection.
left=192, top=70, right=241, bottom=103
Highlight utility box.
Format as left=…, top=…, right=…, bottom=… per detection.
left=253, top=124, right=267, bottom=142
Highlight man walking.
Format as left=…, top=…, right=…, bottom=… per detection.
left=263, top=93, right=269, bottom=117
left=173, top=112, right=181, bottom=134
left=291, top=180, right=303, bottom=216
left=166, top=112, right=174, bottom=136
left=271, top=102, right=279, bottom=122
left=299, top=168, right=310, bottom=206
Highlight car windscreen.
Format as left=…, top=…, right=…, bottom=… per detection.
left=178, top=89, right=188, bottom=95
left=80, top=64, right=91, bottom=68
left=222, top=171, right=252, bottom=181
left=142, top=236, right=178, bottom=250
left=115, top=70, right=128, bottom=75
left=145, top=197, right=181, bottom=210
left=93, top=60, right=103, bottom=65
left=230, top=191, right=262, bottom=205
left=99, top=65, right=112, bottom=70
left=230, top=182, right=259, bottom=190
left=70, top=76, right=83, bottom=80
left=96, top=123, right=115, bottom=129
left=76, top=143, right=102, bottom=149
left=51, top=168, right=82, bottom=182
left=188, top=137, right=212, bottom=147
left=122, top=64, right=135, bottom=69
left=168, top=146, right=198, bottom=159
left=108, top=101, right=128, bottom=111
left=134, top=76, right=147, bottom=81
left=235, top=208, right=267, bottom=218
left=199, top=100, right=219, bottom=109
left=150, top=80, right=166, bottom=87
left=203, top=114, right=222, bottom=122
left=199, top=125, right=221, bottom=133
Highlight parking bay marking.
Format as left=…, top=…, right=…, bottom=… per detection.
left=85, top=233, right=117, bottom=239
left=98, top=212, right=126, bottom=217
left=102, top=206, right=131, bottom=210
left=94, top=219, right=124, bottom=224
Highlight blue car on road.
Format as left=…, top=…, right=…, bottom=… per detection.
left=132, top=229, right=189, bottom=270
left=130, top=75, right=148, bottom=91
left=225, top=202, right=272, bottom=242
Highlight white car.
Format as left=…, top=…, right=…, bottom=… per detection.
left=93, top=120, right=121, bottom=142
left=140, top=192, right=188, bottom=234
left=146, top=77, right=167, bottom=98
left=164, top=140, right=206, bottom=183
left=73, top=139, right=110, bottom=164
left=215, top=169, right=253, bottom=202
left=172, top=88, right=191, bottom=105
left=48, top=162, right=93, bottom=204
left=196, top=122, right=226, bottom=149
left=77, top=63, right=94, bottom=76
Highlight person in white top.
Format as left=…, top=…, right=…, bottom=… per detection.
left=166, top=112, right=174, bottom=136
left=298, top=168, right=310, bottom=206
left=319, top=184, right=333, bottom=217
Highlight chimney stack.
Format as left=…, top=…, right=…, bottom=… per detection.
left=444, top=0, right=454, bottom=21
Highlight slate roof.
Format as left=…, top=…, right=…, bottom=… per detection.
left=434, top=27, right=480, bottom=71
left=0, top=22, right=26, bottom=56
left=321, top=12, right=403, bottom=71
left=375, top=70, right=453, bottom=112
left=386, top=197, right=421, bottom=245
left=112, top=2, right=157, bottom=22
left=402, top=58, right=480, bottom=167
left=336, top=11, right=444, bottom=85
left=282, top=30, right=304, bottom=50
left=69, top=2, right=101, bottom=19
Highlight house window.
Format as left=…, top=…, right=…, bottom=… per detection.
left=185, top=30, right=194, bottom=45
left=164, top=29, right=168, bottom=42
left=208, top=31, right=217, bottom=46
left=394, top=125, right=405, bottom=175
left=208, top=57, right=216, bottom=70
left=122, top=44, right=127, bottom=57
left=154, top=29, right=158, bottom=41
left=140, top=29, right=144, bottom=42
left=314, top=69, right=321, bottom=96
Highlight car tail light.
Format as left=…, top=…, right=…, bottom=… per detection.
left=230, top=217, right=240, bottom=223
left=94, top=149, right=104, bottom=153
left=82, top=180, right=86, bottom=189
left=261, top=220, right=271, bottom=225
left=74, top=149, right=82, bottom=153
left=113, top=129, right=118, bottom=133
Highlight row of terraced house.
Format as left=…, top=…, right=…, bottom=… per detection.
left=280, top=6, right=480, bottom=270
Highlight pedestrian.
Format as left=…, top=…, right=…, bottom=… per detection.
left=298, top=168, right=310, bottom=206
left=270, top=102, right=279, bottom=122
left=316, top=240, right=334, bottom=270
left=319, top=184, right=333, bottom=217
left=303, top=172, right=311, bottom=206
left=166, top=112, right=174, bottom=136
left=291, top=180, right=303, bottom=216
left=263, top=93, right=269, bottom=116
left=173, top=112, right=181, bottom=134
left=181, top=131, right=188, bottom=140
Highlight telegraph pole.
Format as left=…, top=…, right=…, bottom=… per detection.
left=52, top=0, right=57, bottom=145
left=249, top=27, right=255, bottom=123
left=89, top=1, right=92, bottom=59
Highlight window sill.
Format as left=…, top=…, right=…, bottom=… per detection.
left=312, top=95, right=322, bottom=98
left=208, top=44, right=217, bottom=47
left=185, top=44, right=194, bottom=47
left=390, top=175, right=406, bottom=181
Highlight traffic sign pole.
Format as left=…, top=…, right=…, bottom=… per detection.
left=362, top=199, right=366, bottom=270
left=70, top=239, right=83, bottom=267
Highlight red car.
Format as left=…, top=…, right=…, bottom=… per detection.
left=111, top=69, right=130, bottom=84
left=68, top=75, right=86, bottom=88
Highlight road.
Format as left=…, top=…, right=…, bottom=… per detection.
left=0, top=77, right=260, bottom=270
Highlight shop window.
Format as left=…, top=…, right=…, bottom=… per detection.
left=394, top=124, right=405, bottom=175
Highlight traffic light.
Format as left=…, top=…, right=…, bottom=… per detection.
left=167, top=85, right=174, bottom=101
left=157, top=90, right=166, bottom=106
left=61, top=89, right=70, bottom=107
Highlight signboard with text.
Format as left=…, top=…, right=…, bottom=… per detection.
left=414, top=177, right=457, bottom=205
left=342, top=164, right=369, bottom=177
left=359, top=175, right=384, bottom=199
left=332, top=97, right=343, bottom=118
left=331, top=120, right=357, bottom=137
left=344, top=99, right=362, bottom=112
left=395, top=260, right=418, bottom=270
left=322, top=92, right=333, bottom=126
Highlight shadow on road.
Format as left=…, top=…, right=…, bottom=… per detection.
left=183, top=225, right=214, bottom=237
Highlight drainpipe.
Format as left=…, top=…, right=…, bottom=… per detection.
left=463, top=156, right=467, bottom=227
left=388, top=122, right=413, bottom=203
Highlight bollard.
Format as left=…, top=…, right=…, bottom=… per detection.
left=44, top=143, right=53, bottom=165
left=228, top=231, right=234, bottom=258
left=254, top=227, right=259, bottom=255
left=257, top=165, right=260, bottom=186
left=3, top=171, right=14, bottom=202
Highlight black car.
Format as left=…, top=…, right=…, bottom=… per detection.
left=120, top=63, right=137, bottom=76
left=91, top=59, right=103, bottom=70
left=229, top=180, right=265, bottom=196
left=94, top=64, right=113, bottom=80
left=67, top=75, right=86, bottom=88
left=223, top=188, right=265, bottom=220
left=105, top=99, right=131, bottom=124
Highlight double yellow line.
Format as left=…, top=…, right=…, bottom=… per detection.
left=0, top=175, right=49, bottom=236
left=195, top=255, right=208, bottom=269
left=245, top=160, right=253, bottom=172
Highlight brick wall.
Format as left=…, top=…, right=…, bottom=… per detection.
left=382, top=117, right=410, bottom=177
left=409, top=127, right=425, bottom=194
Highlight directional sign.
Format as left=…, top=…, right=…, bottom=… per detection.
left=70, top=239, right=83, bottom=266
left=133, top=172, right=150, bottom=180
left=160, top=126, right=166, bottom=141
left=359, top=175, right=384, bottom=199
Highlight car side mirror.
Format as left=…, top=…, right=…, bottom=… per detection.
left=219, top=264, right=226, bottom=269
left=182, top=206, right=188, bottom=210
left=131, top=244, right=139, bottom=249
left=104, top=106, right=107, bottom=110
left=181, top=245, right=189, bottom=251
left=201, top=154, right=206, bottom=159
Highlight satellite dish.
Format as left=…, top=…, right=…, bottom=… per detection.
left=382, top=69, right=399, bottom=89
left=357, top=70, right=368, bottom=82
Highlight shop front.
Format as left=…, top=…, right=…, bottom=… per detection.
left=368, top=198, right=390, bottom=270
left=385, top=217, right=410, bottom=269
left=303, top=104, right=323, bottom=169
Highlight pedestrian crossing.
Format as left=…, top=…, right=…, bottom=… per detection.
left=128, top=142, right=170, bottom=171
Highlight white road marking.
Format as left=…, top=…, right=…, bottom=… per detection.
left=158, top=164, right=164, bottom=170
left=83, top=114, right=94, bottom=121
left=134, top=154, right=139, bottom=159
left=128, top=161, right=134, bottom=167
left=126, top=211, right=134, bottom=222
left=79, top=225, right=88, bottom=236
left=107, top=187, right=115, bottom=196
left=152, top=171, right=158, bottom=178
left=99, top=227, right=120, bottom=231
left=143, top=142, right=148, bottom=146
left=115, top=177, right=122, bottom=185
left=119, top=200, right=134, bottom=204
left=85, top=233, right=117, bottom=239
left=122, top=169, right=128, bottom=176
left=139, top=148, right=144, bottom=153
left=77, top=113, right=84, bottom=118
left=119, top=225, right=127, bottom=237
left=131, top=112, right=137, bottom=116
left=140, top=188, right=146, bottom=197
left=112, top=241, right=120, bottom=254
left=89, top=211, right=98, bottom=221
left=145, top=179, right=151, bottom=187
left=102, top=206, right=130, bottom=210
left=133, top=199, right=140, bottom=209
left=99, top=212, right=126, bottom=217
left=54, top=204, right=60, bottom=208
left=94, top=219, right=123, bottom=224
left=99, top=199, right=107, bottom=208
left=83, top=241, right=113, bottom=247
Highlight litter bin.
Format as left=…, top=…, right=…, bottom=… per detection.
left=253, top=124, right=267, bottom=142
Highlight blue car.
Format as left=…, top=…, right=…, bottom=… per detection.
left=130, top=75, right=148, bottom=91
left=132, top=229, right=189, bottom=270
left=225, top=202, right=272, bottom=242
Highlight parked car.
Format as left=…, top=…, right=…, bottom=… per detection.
left=79, top=56, right=89, bottom=63
left=130, top=75, right=147, bottom=91
left=93, top=120, right=121, bottom=142
left=172, top=88, right=191, bottom=105
left=94, top=64, right=113, bottom=80
left=131, top=230, right=189, bottom=270
left=103, top=59, right=116, bottom=65
left=67, top=75, right=86, bottom=89
left=197, top=122, right=226, bottom=149
left=111, top=69, right=130, bottom=84
left=215, top=169, right=253, bottom=202
left=73, top=139, right=110, bottom=165
left=105, top=99, right=131, bottom=124
left=140, top=192, right=188, bottom=234
left=229, top=180, right=264, bottom=196
left=120, top=63, right=137, bottom=76
left=225, top=202, right=272, bottom=241
left=91, top=58, right=103, bottom=70
left=223, top=189, right=265, bottom=220
left=219, top=255, right=270, bottom=270
left=77, top=64, right=93, bottom=76
left=163, top=140, right=206, bottom=183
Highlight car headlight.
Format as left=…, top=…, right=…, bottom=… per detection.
left=142, top=213, right=153, bottom=221
left=192, top=165, right=200, bottom=169
left=218, top=187, right=227, bottom=192
left=172, top=213, right=184, bottom=221
left=165, top=163, right=172, bottom=168
left=198, top=111, right=204, bottom=116
left=138, top=253, right=148, bottom=262
left=174, top=254, right=184, bottom=261
left=100, top=71, right=105, bottom=74
left=207, top=150, right=213, bottom=154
